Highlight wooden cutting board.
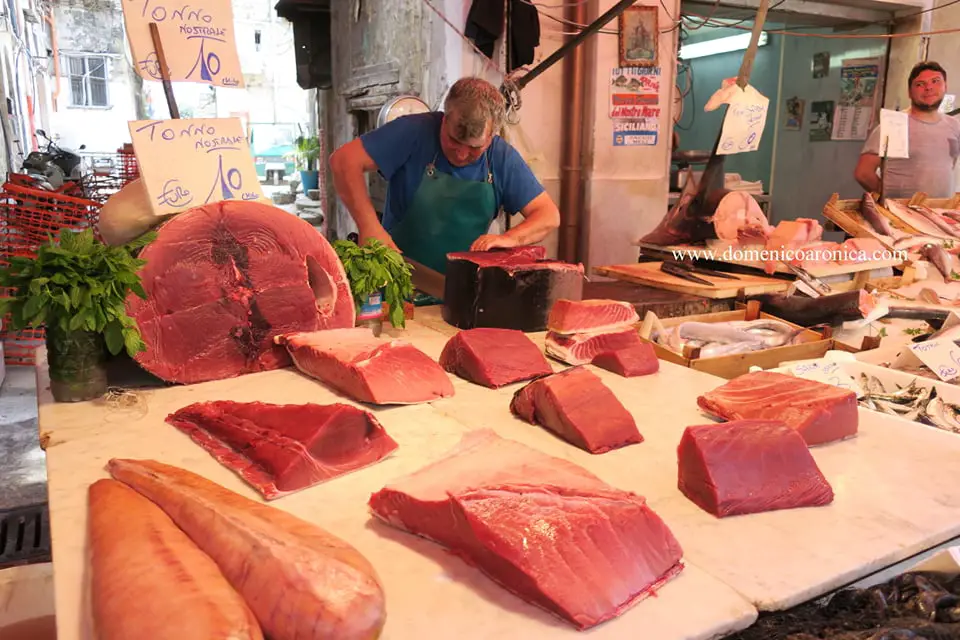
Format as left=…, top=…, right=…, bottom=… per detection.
left=594, top=261, right=790, bottom=299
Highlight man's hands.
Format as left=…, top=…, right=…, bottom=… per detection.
left=470, top=234, right=520, bottom=252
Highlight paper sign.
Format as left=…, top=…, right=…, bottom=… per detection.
left=879, top=108, right=909, bottom=158
left=609, top=67, right=660, bottom=118
left=717, top=85, right=769, bottom=155
left=123, top=0, right=244, bottom=88
left=129, top=118, right=264, bottom=216
left=941, top=94, right=957, bottom=114
left=903, top=340, right=960, bottom=382
left=785, top=360, right=865, bottom=398
left=613, top=119, right=659, bottom=146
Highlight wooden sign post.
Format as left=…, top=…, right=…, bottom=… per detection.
left=148, top=22, right=179, bottom=119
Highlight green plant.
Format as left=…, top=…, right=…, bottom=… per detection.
left=333, top=239, right=413, bottom=329
left=289, top=135, right=321, bottom=172
left=0, top=228, right=155, bottom=357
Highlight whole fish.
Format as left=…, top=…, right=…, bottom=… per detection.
left=677, top=321, right=765, bottom=345
left=698, top=342, right=766, bottom=358
left=886, top=200, right=952, bottom=238
left=861, top=192, right=897, bottom=237
left=910, top=205, right=960, bottom=239
left=920, top=243, right=953, bottom=281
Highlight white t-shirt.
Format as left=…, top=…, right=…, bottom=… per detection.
left=862, top=112, right=960, bottom=198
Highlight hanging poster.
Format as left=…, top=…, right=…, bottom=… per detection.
left=609, top=67, right=660, bottom=118
left=832, top=57, right=881, bottom=140
left=810, top=101, right=835, bottom=141
left=122, top=0, right=244, bottom=88
left=613, top=119, right=659, bottom=146
left=812, top=52, right=830, bottom=79
left=784, top=97, right=804, bottom=130
left=618, top=6, right=658, bottom=68
left=129, top=118, right=265, bottom=216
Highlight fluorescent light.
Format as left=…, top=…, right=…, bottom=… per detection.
left=679, top=32, right=769, bottom=60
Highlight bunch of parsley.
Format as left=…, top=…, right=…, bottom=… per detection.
left=333, top=239, right=413, bottom=329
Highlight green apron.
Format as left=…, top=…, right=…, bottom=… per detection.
left=390, top=151, right=497, bottom=275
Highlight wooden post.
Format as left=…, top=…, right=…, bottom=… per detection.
left=149, top=22, right=180, bottom=119
left=879, top=135, right=889, bottom=204
left=735, top=0, right=771, bottom=90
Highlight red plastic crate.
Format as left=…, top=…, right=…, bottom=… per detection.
left=0, top=182, right=103, bottom=364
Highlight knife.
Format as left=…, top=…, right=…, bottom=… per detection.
left=660, top=261, right=715, bottom=286
left=404, top=257, right=446, bottom=300
left=666, top=259, right=741, bottom=280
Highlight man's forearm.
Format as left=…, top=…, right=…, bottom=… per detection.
left=504, top=208, right=559, bottom=245
left=331, top=159, right=382, bottom=233
left=856, top=172, right=880, bottom=193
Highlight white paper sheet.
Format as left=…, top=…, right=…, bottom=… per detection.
left=717, top=84, right=769, bottom=156
left=878, top=108, right=909, bottom=158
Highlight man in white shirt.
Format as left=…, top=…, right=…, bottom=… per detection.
left=855, top=61, right=960, bottom=198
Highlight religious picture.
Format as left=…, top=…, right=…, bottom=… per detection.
left=619, top=6, right=658, bottom=68
left=812, top=52, right=830, bottom=79
left=785, top=97, right=804, bottom=130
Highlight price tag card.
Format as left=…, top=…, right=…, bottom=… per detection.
left=717, top=84, right=769, bottom=156
left=785, top=360, right=864, bottom=398
left=123, top=0, right=244, bottom=88
left=906, top=340, right=960, bottom=382
left=879, top=108, right=909, bottom=158
left=129, top=118, right=265, bottom=216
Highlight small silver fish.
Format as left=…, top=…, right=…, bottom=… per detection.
left=862, top=192, right=897, bottom=236
left=919, top=243, right=953, bottom=281
left=894, top=235, right=950, bottom=251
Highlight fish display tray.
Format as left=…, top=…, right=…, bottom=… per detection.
left=822, top=192, right=960, bottom=247
left=594, top=261, right=791, bottom=299
left=637, top=306, right=837, bottom=379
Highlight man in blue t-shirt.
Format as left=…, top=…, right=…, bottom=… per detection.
left=329, top=77, right=560, bottom=273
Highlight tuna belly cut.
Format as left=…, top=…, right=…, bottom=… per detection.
left=166, top=400, right=399, bottom=499
left=677, top=420, right=834, bottom=517
left=276, top=328, right=454, bottom=404
left=545, top=328, right=642, bottom=366
left=368, top=430, right=683, bottom=630
left=511, top=366, right=643, bottom=454
left=439, top=328, right=552, bottom=388
left=547, top=299, right=639, bottom=334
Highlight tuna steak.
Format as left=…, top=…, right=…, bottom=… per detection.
left=439, top=328, right=552, bottom=388
left=592, top=343, right=659, bottom=377
left=697, top=371, right=858, bottom=445
left=510, top=366, right=643, bottom=454
left=127, top=201, right=355, bottom=384
left=368, top=430, right=683, bottom=630
left=677, top=420, right=834, bottom=517
left=545, top=327, right=642, bottom=365
left=547, top=298, right=639, bottom=334
left=109, top=459, right=386, bottom=640
left=166, top=401, right=399, bottom=500
left=276, top=328, right=454, bottom=405
left=442, top=247, right=585, bottom=332
left=89, top=479, right=262, bottom=640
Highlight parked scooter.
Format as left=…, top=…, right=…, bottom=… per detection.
left=20, top=130, right=86, bottom=190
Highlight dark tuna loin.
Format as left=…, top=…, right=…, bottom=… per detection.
left=677, top=419, right=834, bottom=517
left=442, top=247, right=584, bottom=332
left=511, top=366, right=643, bottom=453
left=368, top=430, right=683, bottom=630
left=592, top=343, right=660, bottom=377
left=166, top=400, right=398, bottom=499
left=697, top=371, right=858, bottom=446
left=439, top=328, right=552, bottom=388
left=127, top=201, right=355, bottom=383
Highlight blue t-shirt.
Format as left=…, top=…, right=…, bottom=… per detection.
left=359, top=112, right=545, bottom=231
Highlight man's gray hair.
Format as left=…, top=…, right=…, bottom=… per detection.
left=443, top=77, right=506, bottom=141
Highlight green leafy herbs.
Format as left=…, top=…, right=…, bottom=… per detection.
left=903, top=327, right=925, bottom=336
left=0, top=228, right=156, bottom=357
left=333, top=239, right=413, bottom=329
left=951, top=270, right=960, bottom=281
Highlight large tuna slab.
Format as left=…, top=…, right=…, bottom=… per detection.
left=166, top=401, right=399, bottom=500
left=276, top=328, right=454, bottom=404
left=511, top=366, right=642, bottom=453
left=439, top=328, right=552, bottom=388
left=442, top=247, right=584, bottom=332
left=109, top=459, right=386, bottom=640
left=545, top=327, right=642, bottom=366
left=127, top=201, right=355, bottom=383
left=697, top=371, right=858, bottom=445
left=677, top=420, right=834, bottom=517
left=592, top=343, right=659, bottom=377
left=368, top=430, right=683, bottom=630
left=547, top=299, right=639, bottom=334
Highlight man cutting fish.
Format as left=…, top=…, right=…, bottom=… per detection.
left=854, top=61, right=960, bottom=198
left=329, top=77, right=560, bottom=274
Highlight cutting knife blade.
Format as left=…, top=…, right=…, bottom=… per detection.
left=660, top=261, right=715, bottom=286
left=404, top=257, right=446, bottom=300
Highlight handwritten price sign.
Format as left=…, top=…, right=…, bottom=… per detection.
left=123, top=0, right=243, bottom=88
left=128, top=118, right=264, bottom=216
left=787, top=361, right=864, bottom=398
left=908, top=340, right=960, bottom=382
left=718, top=85, right=769, bottom=156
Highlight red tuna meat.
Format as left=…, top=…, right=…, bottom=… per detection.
left=544, top=327, right=642, bottom=365
left=439, top=328, right=552, bottom=388
left=368, top=430, right=683, bottom=630
left=591, top=343, right=659, bottom=377
left=166, top=401, right=398, bottom=500
left=276, top=328, right=454, bottom=405
left=127, top=201, right=354, bottom=383
left=510, top=366, right=643, bottom=453
left=547, top=299, right=639, bottom=334
left=677, top=420, right=834, bottom=517
left=697, top=371, right=858, bottom=446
